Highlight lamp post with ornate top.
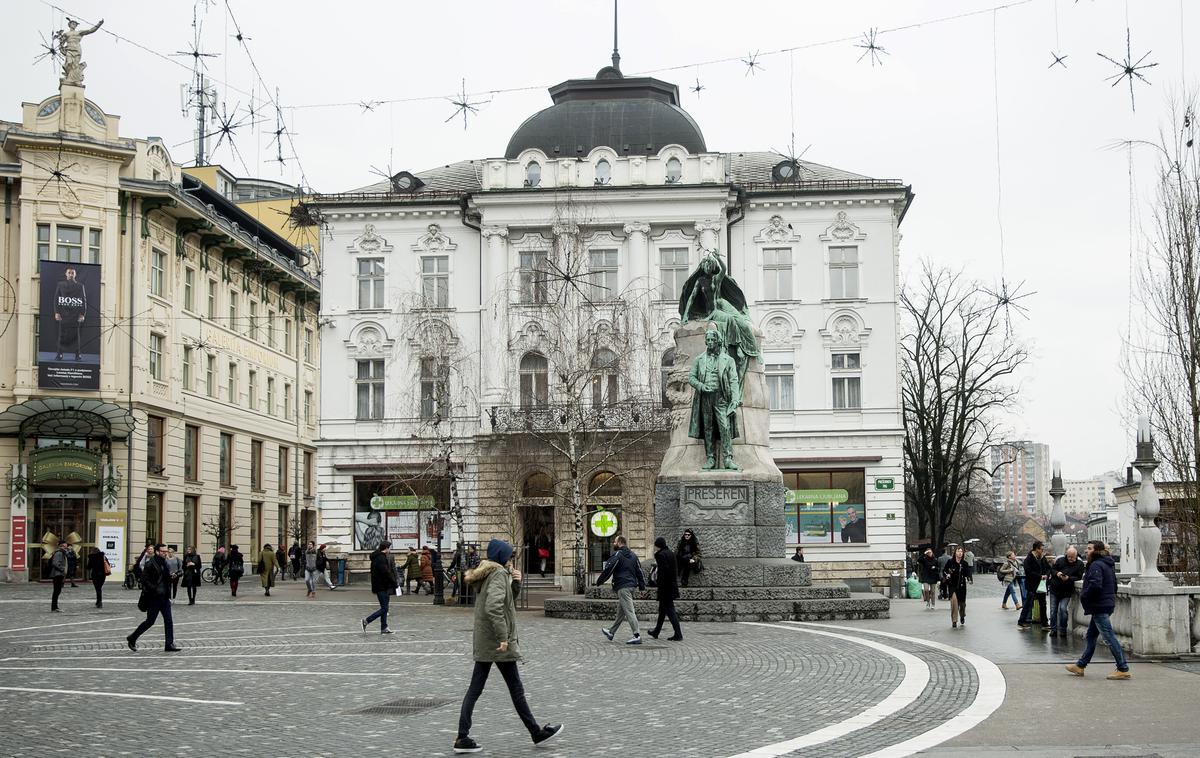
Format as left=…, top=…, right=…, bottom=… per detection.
left=1049, top=461, right=1067, bottom=558
left=1132, top=415, right=1167, bottom=584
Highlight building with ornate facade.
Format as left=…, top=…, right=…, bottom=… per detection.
left=0, top=73, right=319, bottom=581
left=314, top=60, right=911, bottom=590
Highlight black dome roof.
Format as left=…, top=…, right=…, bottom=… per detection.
left=504, top=69, right=707, bottom=160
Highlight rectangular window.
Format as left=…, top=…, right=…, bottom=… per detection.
left=37, top=224, right=51, bottom=259
left=357, top=258, right=385, bottom=309
left=250, top=439, right=263, bottom=490
left=284, top=319, right=293, bottom=355
left=519, top=251, right=549, bottom=304
left=227, top=362, right=238, bottom=404
left=184, top=425, right=199, bottom=481
left=250, top=502, right=262, bottom=555
left=588, top=249, right=619, bottom=300
left=184, top=495, right=199, bottom=549
left=206, top=355, right=216, bottom=398
left=151, top=249, right=166, bottom=296
left=277, top=505, right=289, bottom=546
left=356, top=359, right=385, bottom=420
left=88, top=229, right=101, bottom=264
left=149, top=333, right=164, bottom=380
left=249, top=300, right=258, bottom=339
left=763, top=248, right=793, bottom=300
left=782, top=469, right=867, bottom=545
left=248, top=370, right=258, bottom=410
left=829, top=246, right=860, bottom=299
left=182, top=347, right=193, bottom=391
left=420, top=357, right=450, bottom=419
left=304, top=390, right=313, bottom=426
left=218, top=499, right=233, bottom=548
left=303, top=328, right=314, bottom=363
left=303, top=451, right=314, bottom=497
left=267, top=310, right=276, bottom=348
left=284, top=383, right=293, bottom=420
left=278, top=446, right=290, bottom=494
left=145, top=492, right=163, bottom=545
left=266, top=377, right=275, bottom=416
left=229, top=291, right=239, bottom=331
left=219, top=432, right=233, bottom=486
left=831, top=353, right=861, bottom=370
left=832, top=376, right=862, bottom=409
left=659, top=247, right=689, bottom=300
left=147, top=415, right=165, bottom=473
left=184, top=268, right=195, bottom=311
left=421, top=256, right=450, bottom=307
left=766, top=363, right=794, bottom=411
left=56, top=225, right=83, bottom=262
left=207, top=279, right=217, bottom=319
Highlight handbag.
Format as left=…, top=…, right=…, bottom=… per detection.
left=537, top=547, right=551, bottom=560
left=648, top=564, right=658, bottom=587
left=136, top=590, right=150, bottom=612
left=102, top=557, right=112, bottom=576
left=1037, top=578, right=1048, bottom=594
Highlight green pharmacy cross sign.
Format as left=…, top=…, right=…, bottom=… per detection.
left=590, top=509, right=619, bottom=538
left=785, top=488, right=850, bottom=504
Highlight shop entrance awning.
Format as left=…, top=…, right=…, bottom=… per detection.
left=0, top=398, right=137, bottom=441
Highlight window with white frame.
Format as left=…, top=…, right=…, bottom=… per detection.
left=766, top=363, right=794, bottom=410
left=228, top=290, right=238, bottom=329
left=588, top=249, right=618, bottom=300
left=303, top=328, right=314, bottom=363
left=149, top=333, right=164, bottom=380
left=659, top=247, right=689, bottom=300
left=184, top=268, right=195, bottom=311
left=519, top=351, right=549, bottom=408
left=421, top=256, right=450, bottom=307
left=266, top=376, right=275, bottom=415
left=828, top=246, right=860, bottom=299
left=762, top=248, right=793, bottom=300
left=357, top=259, right=385, bottom=309
left=284, top=319, right=293, bottom=355
left=831, top=352, right=862, bottom=409
left=249, top=300, right=258, bottom=339
left=207, top=279, right=217, bottom=319
left=267, top=310, right=276, bottom=348
left=525, top=161, right=541, bottom=187
left=182, top=346, right=193, bottom=390
left=227, top=362, right=238, bottom=404
left=591, top=348, right=619, bottom=406
left=519, top=250, right=549, bottom=304
left=206, top=355, right=216, bottom=397
left=284, top=383, right=293, bottom=420
left=150, top=249, right=166, bottom=296
left=419, top=356, right=450, bottom=420
left=594, top=158, right=612, bottom=185
left=356, top=359, right=385, bottom=419
left=248, top=369, right=258, bottom=410
left=665, top=157, right=682, bottom=183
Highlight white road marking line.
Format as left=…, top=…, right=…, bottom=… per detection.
left=0, top=617, right=252, bottom=641
left=782, top=622, right=1007, bottom=758
left=725, top=623, right=929, bottom=758
left=4, top=652, right=459, bottom=661
left=27, top=629, right=431, bottom=643
left=30, top=638, right=460, bottom=651
left=0, top=618, right=134, bottom=635
left=0, top=685, right=242, bottom=705
left=0, top=665, right=409, bottom=677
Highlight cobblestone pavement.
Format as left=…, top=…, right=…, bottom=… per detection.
left=0, top=582, right=997, bottom=757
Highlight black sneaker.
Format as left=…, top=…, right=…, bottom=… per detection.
left=361, top=618, right=368, bottom=633
left=164, top=644, right=181, bottom=652
left=381, top=628, right=394, bottom=635
left=533, top=723, right=564, bottom=747
left=126, top=635, right=137, bottom=652
left=453, top=736, right=482, bottom=753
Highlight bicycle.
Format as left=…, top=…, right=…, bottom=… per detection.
left=201, top=567, right=220, bottom=584
left=122, top=571, right=143, bottom=591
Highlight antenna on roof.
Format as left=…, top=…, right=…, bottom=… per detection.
left=611, top=0, right=621, bottom=72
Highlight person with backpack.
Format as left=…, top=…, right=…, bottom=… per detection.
left=86, top=546, right=109, bottom=608
left=361, top=540, right=398, bottom=634
left=303, top=540, right=319, bottom=598
left=260, top=543, right=277, bottom=597
left=452, top=539, right=563, bottom=754
left=647, top=537, right=682, bottom=641
left=998, top=550, right=1023, bottom=610
left=181, top=546, right=202, bottom=606
left=48, top=541, right=71, bottom=612
left=126, top=543, right=180, bottom=652
left=595, top=534, right=647, bottom=645
left=227, top=545, right=245, bottom=597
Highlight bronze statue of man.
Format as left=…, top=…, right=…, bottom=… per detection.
left=687, top=328, right=741, bottom=471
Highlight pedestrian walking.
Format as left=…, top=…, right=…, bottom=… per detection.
left=595, top=534, right=646, bottom=645
left=918, top=548, right=940, bottom=610
left=420, top=546, right=435, bottom=594
left=260, top=543, right=277, bottom=597
left=126, top=543, right=180, bottom=652
left=289, top=540, right=303, bottom=579
left=316, top=544, right=338, bottom=590
left=166, top=547, right=182, bottom=600
left=303, top=540, right=319, bottom=598
left=48, top=540, right=70, bottom=612
left=998, top=551, right=1023, bottom=610
left=361, top=540, right=397, bottom=634
left=66, top=545, right=79, bottom=587
left=181, top=546, right=202, bottom=606
left=676, top=529, right=702, bottom=587
left=404, top=547, right=423, bottom=594
left=132, top=542, right=154, bottom=587
left=227, top=545, right=245, bottom=597
left=429, top=546, right=444, bottom=598
left=942, top=546, right=971, bottom=628
left=1017, top=541, right=1049, bottom=630
left=1065, top=540, right=1131, bottom=680
left=534, top=530, right=552, bottom=577
left=86, top=546, right=108, bottom=608
left=1048, top=545, right=1085, bottom=637
left=936, top=546, right=953, bottom=600
left=647, top=537, right=683, bottom=641
left=453, top=538, right=563, bottom=754
left=275, top=544, right=288, bottom=580
left=449, top=544, right=479, bottom=600
left=212, top=546, right=227, bottom=584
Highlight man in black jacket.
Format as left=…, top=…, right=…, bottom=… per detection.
left=595, top=535, right=646, bottom=645
left=1048, top=545, right=1086, bottom=637
left=53, top=266, right=86, bottom=361
left=1066, top=540, right=1130, bottom=679
left=647, top=537, right=682, bottom=641
left=126, top=543, right=179, bottom=652
left=361, top=540, right=398, bottom=634
left=1017, top=541, right=1049, bottom=630
left=918, top=548, right=941, bottom=610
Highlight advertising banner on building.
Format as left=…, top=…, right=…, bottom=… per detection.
left=38, top=259, right=101, bottom=390
left=96, top=510, right=126, bottom=583
left=386, top=512, right=419, bottom=551
left=10, top=516, right=27, bottom=571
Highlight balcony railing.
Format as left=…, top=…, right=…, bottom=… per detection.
left=488, top=401, right=670, bottom=434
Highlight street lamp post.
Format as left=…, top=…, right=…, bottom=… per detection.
left=1049, top=461, right=1067, bottom=558
left=433, top=511, right=445, bottom=605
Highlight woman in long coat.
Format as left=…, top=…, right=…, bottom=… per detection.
left=419, top=546, right=435, bottom=594
left=648, top=537, right=683, bottom=641
left=260, top=543, right=277, bottom=596
left=181, top=546, right=202, bottom=605
left=942, top=546, right=971, bottom=628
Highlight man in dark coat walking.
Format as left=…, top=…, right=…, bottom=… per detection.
left=126, top=543, right=180, bottom=652
left=1017, top=541, right=1049, bottom=630
left=595, top=535, right=646, bottom=645
left=361, top=540, right=398, bottom=634
left=647, top=537, right=683, bottom=641
left=1065, top=540, right=1130, bottom=679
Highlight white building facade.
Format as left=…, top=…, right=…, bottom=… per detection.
left=314, top=64, right=911, bottom=588
left=1063, top=477, right=1108, bottom=516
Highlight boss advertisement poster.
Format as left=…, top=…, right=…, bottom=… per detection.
left=38, top=260, right=101, bottom=390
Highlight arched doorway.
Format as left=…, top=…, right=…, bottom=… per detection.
left=520, top=472, right=555, bottom=579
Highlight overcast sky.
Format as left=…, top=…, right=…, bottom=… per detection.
left=6, top=0, right=1195, bottom=477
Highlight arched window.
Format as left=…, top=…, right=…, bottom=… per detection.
left=594, top=158, right=611, bottom=185
left=525, top=161, right=541, bottom=187
left=665, top=157, right=682, bottom=183
left=590, top=348, right=619, bottom=407
left=522, top=472, right=554, bottom=498
left=519, top=351, right=549, bottom=408
left=660, top=348, right=676, bottom=407
left=590, top=471, right=622, bottom=497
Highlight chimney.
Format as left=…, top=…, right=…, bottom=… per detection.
left=1126, top=465, right=1133, bottom=485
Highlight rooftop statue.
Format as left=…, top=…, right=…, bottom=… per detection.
left=678, top=251, right=760, bottom=383
left=55, top=17, right=104, bottom=87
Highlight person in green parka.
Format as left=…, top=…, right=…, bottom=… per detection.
left=259, top=543, right=277, bottom=597
left=452, top=539, right=563, bottom=754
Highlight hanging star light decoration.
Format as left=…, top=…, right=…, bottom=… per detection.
left=358, top=100, right=379, bottom=113
left=981, top=278, right=1036, bottom=336
left=33, top=29, right=62, bottom=67
left=1048, top=51, right=1069, bottom=68
left=21, top=140, right=82, bottom=203
left=203, top=101, right=260, bottom=172
left=272, top=200, right=329, bottom=246
left=741, top=51, right=765, bottom=76
left=855, top=28, right=889, bottom=66
left=1097, top=28, right=1158, bottom=112
left=690, top=77, right=705, bottom=97
left=446, top=78, right=489, bottom=130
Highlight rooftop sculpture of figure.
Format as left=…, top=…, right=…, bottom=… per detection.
left=678, top=251, right=760, bottom=383
left=687, top=328, right=741, bottom=471
left=56, top=17, right=104, bottom=87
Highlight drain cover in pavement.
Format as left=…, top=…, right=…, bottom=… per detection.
left=344, top=697, right=455, bottom=717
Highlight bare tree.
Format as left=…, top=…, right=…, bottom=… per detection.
left=200, top=514, right=241, bottom=550
left=1124, top=94, right=1200, bottom=578
left=902, top=262, right=1029, bottom=553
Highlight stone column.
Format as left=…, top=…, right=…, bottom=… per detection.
left=623, top=222, right=651, bottom=295
left=1132, top=415, right=1168, bottom=585
left=623, top=222, right=653, bottom=397
left=1049, top=461, right=1067, bottom=558
left=480, top=225, right=509, bottom=406
left=695, top=219, right=721, bottom=255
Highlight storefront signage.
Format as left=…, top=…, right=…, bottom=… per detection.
left=786, top=488, right=850, bottom=504
left=96, top=511, right=126, bottom=583
left=38, top=260, right=102, bottom=390
left=29, top=446, right=102, bottom=484
left=10, top=516, right=26, bottom=571
left=590, top=508, right=618, bottom=538
left=369, top=495, right=435, bottom=510
left=874, top=477, right=896, bottom=491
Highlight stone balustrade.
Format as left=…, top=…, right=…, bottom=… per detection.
left=1070, top=580, right=1199, bottom=656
